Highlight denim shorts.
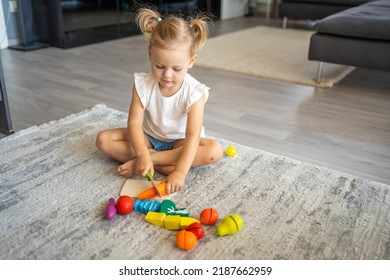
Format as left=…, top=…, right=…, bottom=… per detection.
left=146, top=133, right=178, bottom=151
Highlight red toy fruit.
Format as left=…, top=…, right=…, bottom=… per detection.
left=200, top=208, right=219, bottom=225
left=185, top=222, right=205, bottom=239
left=176, top=230, right=197, bottom=250
left=116, top=195, right=134, bottom=215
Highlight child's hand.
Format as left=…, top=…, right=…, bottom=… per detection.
left=166, top=170, right=186, bottom=194
left=135, top=154, right=153, bottom=178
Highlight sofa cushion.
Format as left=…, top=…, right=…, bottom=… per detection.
left=281, top=0, right=374, bottom=5
left=314, top=1, right=390, bottom=40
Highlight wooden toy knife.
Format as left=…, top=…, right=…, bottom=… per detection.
left=146, top=170, right=161, bottom=198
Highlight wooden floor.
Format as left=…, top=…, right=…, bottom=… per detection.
left=1, top=16, right=390, bottom=185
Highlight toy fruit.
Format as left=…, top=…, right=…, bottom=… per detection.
left=185, top=222, right=205, bottom=239
left=104, top=198, right=117, bottom=220
left=215, top=214, right=243, bottom=236
left=145, top=212, right=200, bottom=230
left=200, top=208, right=219, bottom=225
left=176, top=230, right=197, bottom=250
left=116, top=195, right=134, bottom=215
left=137, top=182, right=168, bottom=200
left=225, top=145, right=237, bottom=156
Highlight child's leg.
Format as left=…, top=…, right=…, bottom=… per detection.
left=192, top=138, right=224, bottom=166
left=96, top=128, right=134, bottom=163
left=151, top=138, right=223, bottom=175
left=97, top=128, right=154, bottom=177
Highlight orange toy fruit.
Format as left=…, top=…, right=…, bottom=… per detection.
left=200, top=208, right=219, bottom=225
left=176, top=230, right=197, bottom=250
left=116, top=195, right=134, bottom=215
left=137, top=182, right=168, bottom=200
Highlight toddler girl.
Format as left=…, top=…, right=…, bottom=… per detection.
left=96, top=8, right=223, bottom=194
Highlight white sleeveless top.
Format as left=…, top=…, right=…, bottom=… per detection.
left=134, top=72, right=209, bottom=142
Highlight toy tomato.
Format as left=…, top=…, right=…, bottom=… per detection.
left=176, top=230, right=197, bottom=250
left=116, top=195, right=134, bottom=215
left=200, top=208, right=219, bottom=225
left=185, top=222, right=205, bottom=239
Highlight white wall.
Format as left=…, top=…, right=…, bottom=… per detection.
left=220, top=0, right=246, bottom=20
left=0, top=0, right=9, bottom=48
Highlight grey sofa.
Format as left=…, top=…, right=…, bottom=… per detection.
left=279, top=0, right=373, bottom=27
left=308, top=0, right=390, bottom=83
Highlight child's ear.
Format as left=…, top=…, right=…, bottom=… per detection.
left=189, top=55, right=198, bottom=68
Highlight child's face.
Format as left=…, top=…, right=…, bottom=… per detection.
left=149, top=45, right=197, bottom=95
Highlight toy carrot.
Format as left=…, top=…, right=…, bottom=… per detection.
left=137, top=182, right=167, bottom=200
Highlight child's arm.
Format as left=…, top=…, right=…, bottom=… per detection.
left=127, top=85, right=154, bottom=177
left=166, top=93, right=206, bottom=193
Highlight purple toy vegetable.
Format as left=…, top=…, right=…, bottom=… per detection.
left=104, top=198, right=117, bottom=220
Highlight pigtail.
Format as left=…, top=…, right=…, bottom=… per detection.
left=135, top=8, right=161, bottom=39
left=188, top=15, right=210, bottom=53
left=136, top=7, right=211, bottom=55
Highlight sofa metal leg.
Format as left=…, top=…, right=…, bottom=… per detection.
left=282, top=17, right=287, bottom=28
left=316, top=62, right=324, bottom=84
left=266, top=0, right=271, bottom=23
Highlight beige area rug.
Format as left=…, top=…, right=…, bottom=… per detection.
left=197, top=26, right=355, bottom=88
left=1, top=105, right=389, bottom=260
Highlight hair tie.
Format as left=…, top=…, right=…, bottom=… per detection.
left=156, top=17, right=162, bottom=22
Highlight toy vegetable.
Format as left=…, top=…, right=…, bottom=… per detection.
left=137, top=182, right=167, bottom=200
left=104, top=198, right=117, bottom=220
left=116, top=195, right=134, bottom=215
left=185, top=222, right=205, bottom=239
left=160, top=199, right=189, bottom=217
left=134, top=199, right=161, bottom=214
left=200, top=208, right=219, bottom=225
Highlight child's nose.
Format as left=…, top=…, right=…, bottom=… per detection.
left=163, top=68, right=173, bottom=78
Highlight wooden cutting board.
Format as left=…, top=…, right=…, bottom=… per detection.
left=120, top=179, right=174, bottom=199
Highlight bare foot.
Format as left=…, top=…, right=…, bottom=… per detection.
left=118, top=159, right=136, bottom=177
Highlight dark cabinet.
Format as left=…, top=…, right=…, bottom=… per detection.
left=0, top=56, right=13, bottom=135
left=32, top=0, right=201, bottom=49
left=32, top=0, right=139, bottom=48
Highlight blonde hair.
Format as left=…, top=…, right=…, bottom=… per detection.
left=135, top=8, right=210, bottom=56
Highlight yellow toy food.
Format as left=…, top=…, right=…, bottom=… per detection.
left=215, top=214, right=243, bottom=236
left=225, top=145, right=237, bottom=156
left=145, top=212, right=200, bottom=230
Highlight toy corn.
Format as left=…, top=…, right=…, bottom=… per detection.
left=133, top=199, right=161, bottom=214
